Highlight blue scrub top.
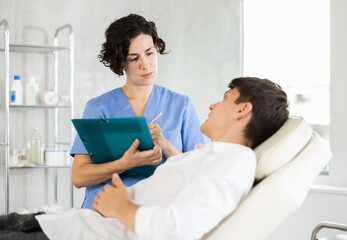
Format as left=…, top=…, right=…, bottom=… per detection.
left=70, top=84, right=208, bottom=209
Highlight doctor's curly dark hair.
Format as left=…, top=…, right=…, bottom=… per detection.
left=98, top=14, right=167, bottom=76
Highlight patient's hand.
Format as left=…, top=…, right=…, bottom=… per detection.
left=93, top=173, right=139, bottom=232
left=93, top=173, right=129, bottom=218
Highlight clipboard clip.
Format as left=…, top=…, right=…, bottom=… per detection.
left=79, top=137, right=93, bottom=158
left=80, top=137, right=88, bottom=144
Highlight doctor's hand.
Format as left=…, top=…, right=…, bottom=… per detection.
left=148, top=123, right=182, bottom=159
left=93, top=173, right=139, bottom=232
left=148, top=123, right=167, bottom=150
left=120, top=139, right=162, bottom=169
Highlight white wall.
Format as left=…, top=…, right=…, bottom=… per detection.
left=266, top=0, right=347, bottom=239
left=1, top=1, right=346, bottom=239
left=0, top=0, right=242, bottom=213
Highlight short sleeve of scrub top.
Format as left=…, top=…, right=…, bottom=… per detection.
left=70, top=84, right=208, bottom=209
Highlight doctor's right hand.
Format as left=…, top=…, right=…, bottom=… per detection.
left=120, top=139, right=162, bottom=168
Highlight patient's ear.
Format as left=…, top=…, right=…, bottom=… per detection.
left=235, top=102, right=252, bottom=120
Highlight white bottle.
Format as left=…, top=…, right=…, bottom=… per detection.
left=10, top=75, right=23, bottom=105
left=27, top=128, right=45, bottom=165
left=25, top=76, right=39, bottom=105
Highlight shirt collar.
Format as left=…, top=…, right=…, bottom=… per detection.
left=195, top=142, right=252, bottom=153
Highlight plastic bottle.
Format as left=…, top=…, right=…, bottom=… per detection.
left=10, top=75, right=23, bottom=105
left=25, top=76, right=39, bottom=105
left=27, top=128, right=45, bottom=165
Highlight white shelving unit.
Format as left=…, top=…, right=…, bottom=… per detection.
left=0, top=19, right=74, bottom=214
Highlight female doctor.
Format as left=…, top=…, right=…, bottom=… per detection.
left=70, top=14, right=207, bottom=209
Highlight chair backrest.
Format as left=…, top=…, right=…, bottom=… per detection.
left=202, top=117, right=332, bottom=240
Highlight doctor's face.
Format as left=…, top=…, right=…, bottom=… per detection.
left=125, top=34, right=158, bottom=87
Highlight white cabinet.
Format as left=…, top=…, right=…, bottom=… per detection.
left=0, top=19, right=74, bottom=214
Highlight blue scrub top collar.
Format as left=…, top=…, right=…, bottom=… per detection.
left=113, top=84, right=162, bottom=122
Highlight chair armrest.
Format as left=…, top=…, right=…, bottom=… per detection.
left=312, top=222, right=347, bottom=240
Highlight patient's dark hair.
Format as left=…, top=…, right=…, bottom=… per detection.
left=229, top=77, right=289, bottom=149
left=98, top=14, right=167, bottom=76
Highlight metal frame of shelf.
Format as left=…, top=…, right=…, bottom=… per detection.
left=0, top=19, right=74, bottom=214
left=1, top=44, right=70, bottom=54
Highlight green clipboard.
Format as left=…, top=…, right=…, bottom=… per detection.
left=71, top=117, right=158, bottom=177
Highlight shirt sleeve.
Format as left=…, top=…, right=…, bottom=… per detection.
left=181, top=97, right=209, bottom=152
left=135, top=158, right=256, bottom=240
left=70, top=101, right=98, bottom=156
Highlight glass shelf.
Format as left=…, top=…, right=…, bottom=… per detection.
left=9, top=165, right=71, bottom=169
left=0, top=44, right=69, bottom=54
left=0, top=104, right=71, bottom=109
left=0, top=163, right=71, bottom=169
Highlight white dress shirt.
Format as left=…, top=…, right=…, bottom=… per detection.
left=37, top=142, right=256, bottom=240
left=132, top=142, right=256, bottom=240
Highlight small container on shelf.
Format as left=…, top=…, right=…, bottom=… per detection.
left=58, top=95, right=70, bottom=106
left=44, top=150, right=69, bottom=166
left=9, top=148, right=27, bottom=167
left=27, top=128, right=44, bottom=165
left=10, top=75, right=23, bottom=105
left=25, top=76, right=39, bottom=105
left=38, top=90, right=59, bottom=105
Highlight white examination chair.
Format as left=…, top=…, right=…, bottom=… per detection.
left=202, top=116, right=332, bottom=240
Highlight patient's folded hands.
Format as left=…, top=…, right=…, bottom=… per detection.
left=93, top=173, right=139, bottom=233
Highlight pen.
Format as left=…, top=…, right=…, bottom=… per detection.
left=150, top=112, right=162, bottom=124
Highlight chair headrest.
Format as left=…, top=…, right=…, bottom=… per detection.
left=254, top=116, right=312, bottom=181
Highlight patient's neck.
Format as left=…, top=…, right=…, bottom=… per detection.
left=210, top=130, right=249, bottom=147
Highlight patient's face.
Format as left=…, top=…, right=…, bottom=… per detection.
left=201, top=88, right=240, bottom=139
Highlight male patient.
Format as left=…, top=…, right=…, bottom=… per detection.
left=37, top=77, right=289, bottom=240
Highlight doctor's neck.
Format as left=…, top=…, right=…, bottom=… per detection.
left=122, top=83, right=154, bottom=99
